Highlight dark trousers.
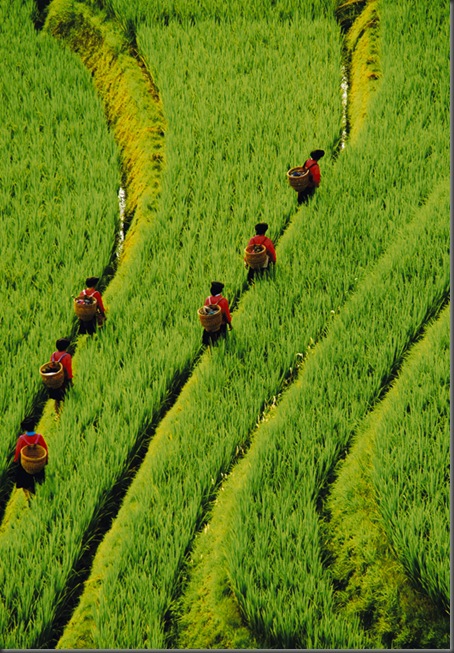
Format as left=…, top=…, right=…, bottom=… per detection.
left=15, top=463, right=45, bottom=493
left=47, top=379, right=70, bottom=402
left=202, top=323, right=227, bottom=346
left=297, top=186, right=316, bottom=204
left=79, top=317, right=97, bottom=335
left=247, top=263, right=273, bottom=283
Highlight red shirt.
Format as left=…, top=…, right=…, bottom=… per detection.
left=204, top=294, right=232, bottom=325
left=247, top=235, right=277, bottom=263
left=303, top=158, right=321, bottom=187
left=14, top=432, right=48, bottom=463
left=51, top=350, right=73, bottom=380
left=81, top=288, right=105, bottom=315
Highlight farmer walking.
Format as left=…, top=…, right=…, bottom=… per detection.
left=297, top=149, right=325, bottom=204
left=244, top=222, right=277, bottom=283
left=77, top=276, right=106, bottom=335
left=14, top=417, right=48, bottom=500
left=201, top=281, right=232, bottom=346
left=47, top=337, right=73, bottom=415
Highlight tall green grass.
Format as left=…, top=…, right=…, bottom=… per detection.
left=0, top=0, right=119, bottom=486
left=56, top=0, right=449, bottom=638
left=45, top=0, right=166, bottom=225
left=95, top=0, right=337, bottom=30
left=371, top=306, right=450, bottom=613
left=0, top=0, right=448, bottom=647
left=0, top=3, right=343, bottom=648
left=325, top=304, right=450, bottom=648
left=58, top=175, right=449, bottom=649
left=221, top=178, right=449, bottom=648
left=344, top=0, right=381, bottom=144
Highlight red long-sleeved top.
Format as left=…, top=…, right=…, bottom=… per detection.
left=14, top=432, right=48, bottom=463
left=204, top=294, right=232, bottom=326
left=247, top=234, right=277, bottom=263
left=51, top=350, right=73, bottom=380
left=303, top=158, right=321, bottom=187
left=81, top=288, right=105, bottom=315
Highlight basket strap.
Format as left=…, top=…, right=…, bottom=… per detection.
left=23, top=434, right=40, bottom=448
left=208, top=296, right=221, bottom=306
left=51, top=352, right=68, bottom=363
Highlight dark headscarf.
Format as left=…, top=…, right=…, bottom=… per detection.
left=310, top=149, right=325, bottom=161
left=21, top=417, right=35, bottom=432
left=56, top=338, right=71, bottom=351
left=210, top=281, right=224, bottom=295
left=86, top=276, right=99, bottom=287
left=255, top=223, right=268, bottom=235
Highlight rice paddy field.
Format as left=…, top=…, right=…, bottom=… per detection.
left=0, top=0, right=449, bottom=649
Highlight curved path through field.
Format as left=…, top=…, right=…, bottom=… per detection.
left=0, top=0, right=448, bottom=649
left=55, top=1, right=448, bottom=649
left=1, top=0, right=342, bottom=647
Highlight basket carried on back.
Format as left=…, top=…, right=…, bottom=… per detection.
left=74, top=295, right=97, bottom=321
left=287, top=166, right=311, bottom=192
left=20, top=444, right=47, bottom=475
left=39, top=361, right=64, bottom=389
left=244, top=244, right=268, bottom=269
left=198, top=304, right=222, bottom=332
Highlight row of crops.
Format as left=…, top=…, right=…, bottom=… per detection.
left=1, top=0, right=344, bottom=646
left=371, top=302, right=450, bottom=615
left=0, top=0, right=119, bottom=499
left=59, top=175, right=450, bottom=649
left=325, top=301, right=450, bottom=649
left=1, top=0, right=449, bottom=649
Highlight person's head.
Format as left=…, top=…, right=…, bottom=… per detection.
left=56, top=337, right=71, bottom=352
left=21, top=417, right=35, bottom=432
left=210, top=281, right=224, bottom=296
left=310, top=149, right=325, bottom=162
left=255, top=222, right=268, bottom=235
left=86, top=276, right=99, bottom=288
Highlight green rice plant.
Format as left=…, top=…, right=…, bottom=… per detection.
left=57, top=22, right=449, bottom=638
left=45, top=0, right=166, bottom=224
left=324, top=306, right=450, bottom=649
left=220, top=178, right=449, bottom=648
left=344, top=0, right=381, bottom=144
left=0, top=0, right=120, bottom=487
left=370, top=306, right=450, bottom=613
left=0, top=0, right=448, bottom=647
left=1, top=3, right=344, bottom=648
left=94, top=0, right=337, bottom=31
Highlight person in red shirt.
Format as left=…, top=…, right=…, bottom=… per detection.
left=245, top=222, right=277, bottom=283
left=14, top=417, right=48, bottom=497
left=202, top=281, right=232, bottom=346
left=78, top=276, right=106, bottom=335
left=47, top=337, right=73, bottom=414
left=298, top=149, right=325, bottom=204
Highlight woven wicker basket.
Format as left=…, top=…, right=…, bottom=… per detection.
left=198, top=304, right=222, bottom=332
left=244, top=244, right=268, bottom=269
left=40, top=361, right=64, bottom=389
left=74, top=296, right=97, bottom=321
left=287, top=166, right=311, bottom=191
left=21, top=444, right=47, bottom=475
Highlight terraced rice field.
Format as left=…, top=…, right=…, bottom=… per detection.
left=0, top=0, right=449, bottom=648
